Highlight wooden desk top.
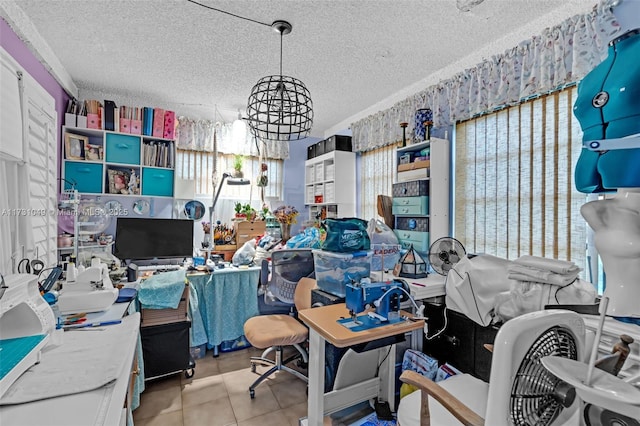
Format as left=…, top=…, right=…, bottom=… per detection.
left=298, top=303, right=424, bottom=348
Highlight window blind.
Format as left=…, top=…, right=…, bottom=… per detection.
left=359, top=144, right=396, bottom=222
left=454, top=86, right=587, bottom=273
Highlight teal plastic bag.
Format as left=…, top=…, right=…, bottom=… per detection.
left=321, top=218, right=371, bottom=252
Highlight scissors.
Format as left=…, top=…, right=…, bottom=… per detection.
left=17, top=247, right=45, bottom=275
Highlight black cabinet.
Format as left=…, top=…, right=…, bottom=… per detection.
left=422, top=302, right=499, bottom=382
left=141, top=320, right=194, bottom=379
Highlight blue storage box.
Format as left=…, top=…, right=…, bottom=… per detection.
left=142, top=168, right=174, bottom=196
left=105, top=133, right=141, bottom=165
left=64, top=161, right=103, bottom=193
left=312, top=249, right=372, bottom=297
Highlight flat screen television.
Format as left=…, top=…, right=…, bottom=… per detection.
left=114, top=217, right=194, bottom=261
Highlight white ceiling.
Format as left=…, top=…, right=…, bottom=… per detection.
left=2, top=0, right=594, bottom=139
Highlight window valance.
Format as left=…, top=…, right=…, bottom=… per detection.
left=351, top=0, right=619, bottom=153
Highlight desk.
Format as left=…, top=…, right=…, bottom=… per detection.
left=188, top=266, right=260, bottom=356
left=0, top=313, right=140, bottom=426
left=298, top=303, right=424, bottom=426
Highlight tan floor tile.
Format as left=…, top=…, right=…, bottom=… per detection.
left=237, top=409, right=291, bottom=426
left=144, top=374, right=182, bottom=392
left=182, top=397, right=237, bottom=426
left=218, top=352, right=256, bottom=373
left=134, top=384, right=182, bottom=420
left=270, top=377, right=308, bottom=409
left=281, top=401, right=308, bottom=426
left=133, top=410, right=184, bottom=426
left=228, top=385, right=281, bottom=422
left=183, top=352, right=220, bottom=383
left=182, top=374, right=228, bottom=408
left=223, top=367, right=274, bottom=394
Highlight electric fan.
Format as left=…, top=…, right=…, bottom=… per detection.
left=428, top=237, right=466, bottom=275
left=397, top=309, right=585, bottom=425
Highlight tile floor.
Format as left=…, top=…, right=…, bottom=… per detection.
left=132, top=346, right=371, bottom=426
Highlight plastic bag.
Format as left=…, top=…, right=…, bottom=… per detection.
left=367, top=218, right=399, bottom=245
left=399, top=349, right=438, bottom=398
left=286, top=227, right=321, bottom=249
left=321, top=217, right=370, bottom=252
left=232, top=239, right=256, bottom=266
left=367, top=219, right=401, bottom=271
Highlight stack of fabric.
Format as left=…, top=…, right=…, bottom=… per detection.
left=494, top=255, right=596, bottom=322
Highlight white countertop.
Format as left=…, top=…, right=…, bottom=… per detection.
left=370, top=271, right=446, bottom=300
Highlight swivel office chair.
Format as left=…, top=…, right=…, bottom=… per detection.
left=244, top=276, right=317, bottom=399
left=258, top=249, right=315, bottom=315
left=397, top=310, right=585, bottom=426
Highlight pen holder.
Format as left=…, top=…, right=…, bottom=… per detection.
left=65, top=113, right=76, bottom=127
left=76, top=115, right=87, bottom=128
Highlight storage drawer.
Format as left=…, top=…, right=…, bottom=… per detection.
left=64, top=161, right=103, bottom=193
left=105, top=133, right=141, bottom=165
left=396, top=216, right=429, bottom=232
left=140, top=320, right=191, bottom=379
left=307, top=143, right=316, bottom=160
left=142, top=168, right=174, bottom=196
left=325, top=182, right=335, bottom=202
left=140, top=285, right=189, bottom=327
left=315, top=163, right=325, bottom=181
left=395, top=229, right=429, bottom=252
left=315, top=139, right=325, bottom=156
left=398, top=169, right=429, bottom=182
left=236, top=220, right=266, bottom=246
left=393, top=180, right=429, bottom=197
left=392, top=197, right=429, bottom=216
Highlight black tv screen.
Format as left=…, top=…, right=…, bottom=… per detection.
left=114, top=218, right=194, bottom=261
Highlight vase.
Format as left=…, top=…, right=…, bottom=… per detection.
left=414, top=108, right=433, bottom=142
left=280, top=223, right=292, bottom=242
left=202, top=233, right=211, bottom=249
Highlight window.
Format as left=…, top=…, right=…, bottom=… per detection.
left=454, top=86, right=587, bottom=275
left=175, top=149, right=283, bottom=199
left=359, top=144, right=396, bottom=221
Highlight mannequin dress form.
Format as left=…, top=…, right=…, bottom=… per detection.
left=581, top=188, right=640, bottom=317
left=574, top=0, right=640, bottom=192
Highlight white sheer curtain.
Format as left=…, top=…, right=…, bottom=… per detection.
left=174, top=116, right=289, bottom=160
left=351, top=0, right=620, bottom=152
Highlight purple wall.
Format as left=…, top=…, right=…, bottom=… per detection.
left=1, top=17, right=71, bottom=187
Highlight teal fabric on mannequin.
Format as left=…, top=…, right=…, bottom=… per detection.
left=574, top=31, right=640, bottom=192
left=574, top=0, right=640, bottom=193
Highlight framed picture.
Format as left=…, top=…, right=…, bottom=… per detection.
left=64, top=133, right=87, bottom=160
left=107, top=169, right=130, bottom=194
left=85, top=143, right=103, bottom=161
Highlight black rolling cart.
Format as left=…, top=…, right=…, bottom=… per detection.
left=139, top=283, right=195, bottom=379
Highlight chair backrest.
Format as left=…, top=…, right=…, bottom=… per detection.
left=484, top=309, right=585, bottom=425
left=294, top=277, right=317, bottom=311
left=266, top=249, right=315, bottom=305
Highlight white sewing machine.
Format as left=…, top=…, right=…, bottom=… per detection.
left=0, top=273, right=57, bottom=398
left=57, top=262, right=119, bottom=314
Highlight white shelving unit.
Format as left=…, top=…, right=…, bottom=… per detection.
left=393, top=138, right=450, bottom=254
left=304, top=150, right=356, bottom=221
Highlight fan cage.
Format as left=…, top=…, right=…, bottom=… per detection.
left=428, top=237, right=466, bottom=276
left=510, top=326, right=578, bottom=426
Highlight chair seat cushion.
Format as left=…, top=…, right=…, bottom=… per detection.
left=396, top=373, right=488, bottom=426
left=244, top=315, right=309, bottom=349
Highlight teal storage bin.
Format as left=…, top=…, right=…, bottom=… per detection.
left=105, top=133, right=141, bottom=165
left=64, top=161, right=103, bottom=193
left=392, top=196, right=429, bottom=215
left=395, top=230, right=430, bottom=252
left=142, top=168, right=174, bottom=196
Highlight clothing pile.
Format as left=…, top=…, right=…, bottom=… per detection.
left=494, top=255, right=596, bottom=322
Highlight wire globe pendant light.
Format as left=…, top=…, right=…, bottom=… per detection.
left=247, top=20, right=313, bottom=142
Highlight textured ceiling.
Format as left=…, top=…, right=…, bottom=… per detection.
left=3, top=0, right=594, bottom=138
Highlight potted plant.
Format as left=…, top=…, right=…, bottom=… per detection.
left=232, top=154, right=244, bottom=178
left=234, top=202, right=246, bottom=219
left=242, top=203, right=257, bottom=221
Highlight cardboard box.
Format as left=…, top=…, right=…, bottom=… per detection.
left=397, top=159, right=430, bottom=172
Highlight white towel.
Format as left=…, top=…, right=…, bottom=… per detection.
left=508, top=264, right=580, bottom=286
left=513, top=255, right=580, bottom=275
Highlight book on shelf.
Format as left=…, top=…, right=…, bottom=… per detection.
left=163, top=110, right=175, bottom=139
left=142, top=107, right=154, bottom=136
left=152, top=108, right=165, bottom=137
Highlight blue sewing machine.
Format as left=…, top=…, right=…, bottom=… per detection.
left=344, top=279, right=408, bottom=327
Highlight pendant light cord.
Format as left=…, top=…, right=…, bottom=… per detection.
left=186, top=0, right=271, bottom=28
